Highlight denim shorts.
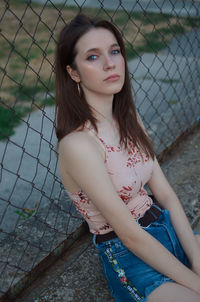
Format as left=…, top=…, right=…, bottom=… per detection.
left=93, top=206, right=190, bottom=302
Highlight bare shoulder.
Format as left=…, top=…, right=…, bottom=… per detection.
left=59, top=130, right=96, bottom=152
left=58, top=131, right=97, bottom=193
left=58, top=130, right=103, bottom=168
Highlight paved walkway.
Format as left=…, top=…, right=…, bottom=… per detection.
left=16, top=126, right=200, bottom=302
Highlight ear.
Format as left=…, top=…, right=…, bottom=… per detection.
left=66, top=65, right=80, bottom=83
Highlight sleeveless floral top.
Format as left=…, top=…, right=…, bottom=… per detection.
left=68, top=125, right=154, bottom=234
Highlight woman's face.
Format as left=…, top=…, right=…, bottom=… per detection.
left=70, top=27, right=125, bottom=98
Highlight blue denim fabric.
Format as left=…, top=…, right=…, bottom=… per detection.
left=93, top=205, right=190, bottom=302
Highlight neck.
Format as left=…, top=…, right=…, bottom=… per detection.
left=85, top=92, right=114, bottom=124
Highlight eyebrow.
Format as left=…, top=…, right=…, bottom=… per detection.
left=85, top=43, right=120, bottom=54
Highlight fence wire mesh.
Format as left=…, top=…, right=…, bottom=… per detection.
left=0, top=0, right=200, bottom=298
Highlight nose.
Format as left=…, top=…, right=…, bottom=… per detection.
left=103, top=54, right=115, bottom=70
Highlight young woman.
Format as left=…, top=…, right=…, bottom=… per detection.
left=54, top=13, right=200, bottom=302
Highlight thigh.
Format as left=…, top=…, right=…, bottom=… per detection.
left=97, top=237, right=174, bottom=302
left=147, top=282, right=200, bottom=302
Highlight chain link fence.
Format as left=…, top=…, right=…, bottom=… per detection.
left=0, top=0, right=200, bottom=299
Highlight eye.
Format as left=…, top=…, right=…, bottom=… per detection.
left=111, top=49, right=120, bottom=55
left=87, top=54, right=98, bottom=61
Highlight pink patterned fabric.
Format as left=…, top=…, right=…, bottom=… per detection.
left=68, top=125, right=154, bottom=234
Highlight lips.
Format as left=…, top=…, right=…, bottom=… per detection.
left=104, top=74, right=120, bottom=82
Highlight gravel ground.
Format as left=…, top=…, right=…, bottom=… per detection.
left=161, top=126, right=200, bottom=225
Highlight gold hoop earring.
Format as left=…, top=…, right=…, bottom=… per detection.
left=77, top=82, right=81, bottom=97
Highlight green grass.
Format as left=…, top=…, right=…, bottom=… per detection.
left=106, top=11, right=172, bottom=29
left=143, top=31, right=167, bottom=52
left=9, top=0, right=28, bottom=4
left=125, top=43, right=137, bottom=60
left=9, top=85, right=39, bottom=101
left=168, top=99, right=178, bottom=105
left=14, top=202, right=39, bottom=220
left=41, top=96, right=54, bottom=107
left=0, top=81, right=54, bottom=140
left=0, top=105, right=31, bottom=141
left=9, top=62, right=22, bottom=70
left=184, top=16, right=200, bottom=27
left=125, top=30, right=168, bottom=60
left=133, top=76, right=180, bottom=83
left=125, top=22, right=186, bottom=59
left=7, top=79, right=54, bottom=101
left=13, top=43, right=43, bottom=61
left=134, top=76, right=153, bottom=81
left=114, top=15, right=130, bottom=26
left=9, top=0, right=42, bottom=8
left=131, top=11, right=171, bottom=25
left=46, top=3, right=79, bottom=10
left=11, top=73, right=23, bottom=82
left=46, top=48, right=54, bottom=55
left=0, top=40, right=11, bottom=57
left=158, top=24, right=185, bottom=35
left=159, top=78, right=180, bottom=84
left=117, top=11, right=170, bottom=25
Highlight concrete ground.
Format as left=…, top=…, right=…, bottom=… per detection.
left=15, top=125, right=200, bottom=302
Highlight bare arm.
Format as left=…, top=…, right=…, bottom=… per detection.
left=137, top=112, right=200, bottom=276
left=58, top=133, right=200, bottom=295
left=148, top=158, right=200, bottom=275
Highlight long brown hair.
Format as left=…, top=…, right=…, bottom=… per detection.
left=54, top=13, right=154, bottom=158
